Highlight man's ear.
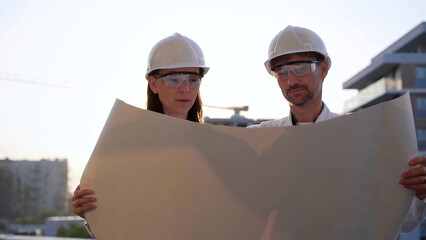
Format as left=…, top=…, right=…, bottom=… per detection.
left=148, top=76, right=158, bottom=94
left=320, top=61, right=329, bottom=80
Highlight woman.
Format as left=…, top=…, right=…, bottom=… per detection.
left=72, top=33, right=209, bottom=234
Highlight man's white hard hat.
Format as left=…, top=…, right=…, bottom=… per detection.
left=265, top=25, right=331, bottom=75
left=145, top=33, right=209, bottom=79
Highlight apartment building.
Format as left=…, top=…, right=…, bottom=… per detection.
left=0, top=159, right=68, bottom=220
left=342, top=22, right=426, bottom=155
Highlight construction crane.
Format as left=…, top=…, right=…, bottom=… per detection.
left=0, top=71, right=78, bottom=89
left=204, top=105, right=249, bottom=118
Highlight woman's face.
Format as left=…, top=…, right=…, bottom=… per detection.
left=148, top=67, right=201, bottom=120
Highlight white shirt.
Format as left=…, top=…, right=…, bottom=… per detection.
left=247, top=103, right=339, bottom=128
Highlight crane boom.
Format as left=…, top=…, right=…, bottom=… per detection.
left=204, top=105, right=249, bottom=116
left=0, top=71, right=78, bottom=89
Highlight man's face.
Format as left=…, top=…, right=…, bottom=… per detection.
left=270, top=53, right=328, bottom=107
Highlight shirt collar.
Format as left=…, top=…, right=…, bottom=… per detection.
left=289, top=102, right=330, bottom=126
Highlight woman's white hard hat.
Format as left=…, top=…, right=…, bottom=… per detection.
left=145, top=33, right=209, bottom=79
left=265, top=25, right=331, bottom=75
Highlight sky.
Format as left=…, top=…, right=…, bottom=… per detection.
left=0, top=0, right=425, bottom=190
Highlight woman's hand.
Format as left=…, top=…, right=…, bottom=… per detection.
left=400, top=156, right=426, bottom=200
left=72, top=185, right=97, bottom=218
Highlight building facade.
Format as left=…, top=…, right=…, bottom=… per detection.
left=0, top=159, right=68, bottom=221
left=44, top=216, right=85, bottom=237
left=342, top=22, right=426, bottom=155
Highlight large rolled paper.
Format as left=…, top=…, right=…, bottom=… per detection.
left=81, top=93, right=417, bottom=240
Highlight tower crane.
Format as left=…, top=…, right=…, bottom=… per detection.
left=0, top=71, right=78, bottom=89
left=204, top=105, right=249, bottom=118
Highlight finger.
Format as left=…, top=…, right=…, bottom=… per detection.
left=72, top=196, right=97, bottom=218
left=72, top=196, right=96, bottom=208
left=73, top=204, right=97, bottom=218
left=402, top=183, right=426, bottom=190
left=400, top=175, right=426, bottom=185
left=72, top=189, right=94, bottom=201
left=416, top=189, right=426, bottom=195
left=401, top=166, right=426, bottom=178
left=415, top=195, right=426, bottom=200
left=415, top=188, right=426, bottom=198
left=409, top=155, right=426, bottom=166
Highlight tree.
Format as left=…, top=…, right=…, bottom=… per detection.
left=15, top=210, right=60, bottom=224
left=56, top=223, right=93, bottom=238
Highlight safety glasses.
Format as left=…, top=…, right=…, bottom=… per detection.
left=153, top=72, right=202, bottom=89
left=271, top=60, right=322, bottom=80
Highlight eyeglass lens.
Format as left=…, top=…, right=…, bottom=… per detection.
left=163, top=74, right=201, bottom=89
left=274, top=63, right=316, bottom=79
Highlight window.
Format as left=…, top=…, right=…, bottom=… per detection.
left=416, top=67, right=426, bottom=87
left=418, top=129, right=426, bottom=151
left=417, top=97, right=426, bottom=118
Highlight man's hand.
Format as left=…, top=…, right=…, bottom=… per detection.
left=400, top=156, right=426, bottom=200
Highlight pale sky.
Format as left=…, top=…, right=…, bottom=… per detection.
left=0, top=0, right=425, bottom=190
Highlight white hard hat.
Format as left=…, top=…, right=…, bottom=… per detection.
left=265, top=25, right=331, bottom=75
left=145, top=33, right=209, bottom=79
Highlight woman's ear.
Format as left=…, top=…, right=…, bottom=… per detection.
left=148, top=76, right=158, bottom=94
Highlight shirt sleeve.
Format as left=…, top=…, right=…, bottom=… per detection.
left=400, top=198, right=426, bottom=232
left=84, top=220, right=96, bottom=238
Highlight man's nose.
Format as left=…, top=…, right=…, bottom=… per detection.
left=287, top=70, right=299, bottom=85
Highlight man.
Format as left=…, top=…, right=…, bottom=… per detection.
left=248, top=25, right=426, bottom=232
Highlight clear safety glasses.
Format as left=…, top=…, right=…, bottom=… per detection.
left=271, top=60, right=322, bottom=80
left=153, top=72, right=202, bottom=89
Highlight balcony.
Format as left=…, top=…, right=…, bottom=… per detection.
left=343, top=77, right=404, bottom=113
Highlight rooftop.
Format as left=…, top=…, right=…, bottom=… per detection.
left=343, top=22, right=426, bottom=90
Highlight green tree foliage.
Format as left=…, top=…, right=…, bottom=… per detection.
left=56, top=223, right=93, bottom=238
left=15, top=210, right=60, bottom=224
